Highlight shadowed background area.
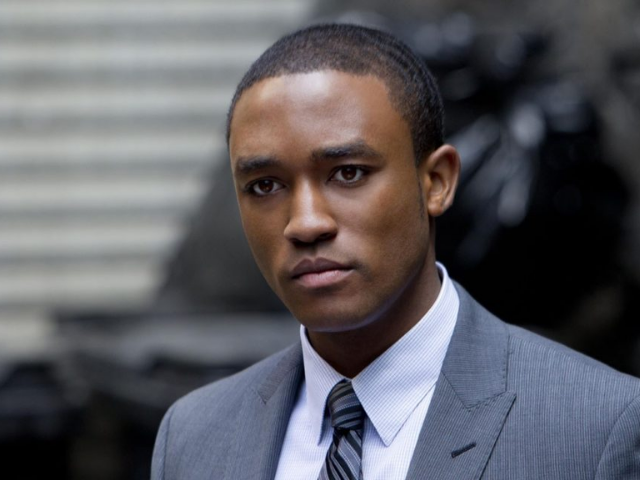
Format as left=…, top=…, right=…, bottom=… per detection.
left=1, top=1, right=640, bottom=479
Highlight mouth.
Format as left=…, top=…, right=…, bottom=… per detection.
left=290, top=258, right=353, bottom=289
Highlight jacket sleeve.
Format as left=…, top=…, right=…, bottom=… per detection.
left=595, top=395, right=640, bottom=479
left=151, top=404, right=176, bottom=480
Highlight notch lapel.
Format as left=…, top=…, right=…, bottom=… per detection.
left=406, top=284, right=516, bottom=480
left=225, top=344, right=304, bottom=480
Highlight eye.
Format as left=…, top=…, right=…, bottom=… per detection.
left=247, top=179, right=284, bottom=196
left=331, top=166, right=367, bottom=184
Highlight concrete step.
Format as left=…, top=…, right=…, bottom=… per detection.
left=0, top=259, right=158, bottom=308
left=0, top=61, right=248, bottom=89
left=0, top=86, right=233, bottom=115
left=0, top=174, right=206, bottom=211
left=0, top=41, right=267, bottom=92
left=0, top=41, right=258, bottom=110
left=0, top=85, right=234, bottom=111
left=0, top=20, right=295, bottom=44
left=0, top=218, right=182, bottom=263
left=0, top=132, right=224, bottom=171
left=0, top=85, right=232, bottom=131
left=0, top=1, right=311, bottom=27
left=0, top=2, right=308, bottom=43
left=0, top=204, right=193, bottom=222
left=0, top=41, right=267, bottom=69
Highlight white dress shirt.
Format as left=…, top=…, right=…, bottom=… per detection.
left=274, top=263, right=460, bottom=480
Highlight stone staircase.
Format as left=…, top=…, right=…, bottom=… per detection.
left=0, top=0, right=315, bottom=351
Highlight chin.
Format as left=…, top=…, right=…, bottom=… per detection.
left=293, top=307, right=374, bottom=334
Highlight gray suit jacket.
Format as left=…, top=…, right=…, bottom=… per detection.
left=152, top=285, right=640, bottom=479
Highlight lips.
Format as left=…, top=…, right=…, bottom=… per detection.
left=291, top=258, right=349, bottom=277
left=290, top=258, right=353, bottom=289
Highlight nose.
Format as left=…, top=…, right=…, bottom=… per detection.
left=283, top=183, right=337, bottom=245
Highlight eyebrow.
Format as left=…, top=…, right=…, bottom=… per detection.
left=311, top=140, right=383, bottom=163
left=234, top=156, right=279, bottom=176
left=234, top=140, right=382, bottom=176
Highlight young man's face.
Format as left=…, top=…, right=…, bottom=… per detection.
left=229, top=70, right=442, bottom=335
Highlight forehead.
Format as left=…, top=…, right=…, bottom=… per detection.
left=228, top=70, right=411, bottom=162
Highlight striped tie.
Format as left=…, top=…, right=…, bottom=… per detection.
left=318, top=380, right=365, bottom=480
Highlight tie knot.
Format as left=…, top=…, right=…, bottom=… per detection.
left=327, top=380, right=365, bottom=432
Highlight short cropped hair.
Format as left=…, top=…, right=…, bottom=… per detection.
left=226, top=23, right=444, bottom=163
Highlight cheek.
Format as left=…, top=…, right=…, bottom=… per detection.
left=239, top=208, right=282, bottom=272
left=364, top=176, right=424, bottom=230
left=339, top=180, right=427, bottom=261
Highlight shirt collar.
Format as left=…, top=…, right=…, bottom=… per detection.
left=300, top=263, right=460, bottom=446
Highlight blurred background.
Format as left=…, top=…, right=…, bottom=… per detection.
left=1, top=0, right=639, bottom=478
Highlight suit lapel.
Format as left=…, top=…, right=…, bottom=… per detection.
left=225, top=344, right=304, bottom=480
left=407, top=284, right=516, bottom=479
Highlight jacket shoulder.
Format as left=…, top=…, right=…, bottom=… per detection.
left=170, top=342, right=302, bottom=419
left=455, top=289, right=640, bottom=477
left=456, top=281, right=640, bottom=392
left=506, top=321, right=640, bottom=390
left=151, top=343, right=302, bottom=479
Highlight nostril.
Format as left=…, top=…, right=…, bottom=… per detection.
left=316, top=231, right=336, bottom=242
left=289, top=230, right=336, bottom=247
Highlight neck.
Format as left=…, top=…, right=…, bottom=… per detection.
left=307, top=261, right=442, bottom=378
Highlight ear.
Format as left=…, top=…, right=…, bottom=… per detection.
left=418, top=144, right=460, bottom=218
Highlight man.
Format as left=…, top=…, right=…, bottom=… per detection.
left=152, top=24, right=640, bottom=479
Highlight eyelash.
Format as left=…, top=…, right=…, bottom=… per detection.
left=245, top=165, right=370, bottom=197
left=245, top=178, right=284, bottom=197
left=330, top=165, right=369, bottom=184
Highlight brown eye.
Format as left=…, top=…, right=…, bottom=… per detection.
left=341, top=167, right=358, bottom=181
left=257, top=180, right=273, bottom=193
left=333, top=166, right=366, bottom=183
left=249, top=179, right=284, bottom=196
